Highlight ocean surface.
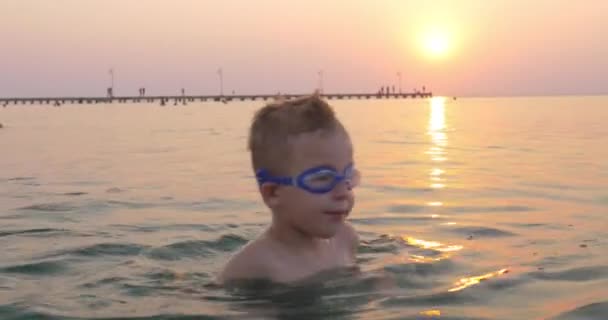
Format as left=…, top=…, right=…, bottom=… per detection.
left=0, top=96, right=607, bottom=320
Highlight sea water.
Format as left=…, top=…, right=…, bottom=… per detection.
left=0, top=96, right=607, bottom=319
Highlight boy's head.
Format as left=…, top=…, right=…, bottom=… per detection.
left=248, top=93, right=357, bottom=238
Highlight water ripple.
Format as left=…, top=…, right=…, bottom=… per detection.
left=386, top=204, right=428, bottom=214
left=448, top=205, right=535, bottom=214
left=445, top=226, right=517, bottom=238
left=146, top=235, right=248, bottom=260
left=0, top=228, right=70, bottom=238
left=351, top=216, right=441, bottom=225
left=43, top=243, right=147, bottom=259
left=18, top=202, right=78, bottom=212
left=530, top=265, right=608, bottom=282
left=1, top=260, right=68, bottom=275
left=379, top=290, right=476, bottom=307
left=551, top=301, right=608, bottom=320
left=7, top=177, right=36, bottom=182
left=62, top=192, right=88, bottom=196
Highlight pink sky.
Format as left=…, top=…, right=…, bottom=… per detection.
left=1, top=0, right=607, bottom=97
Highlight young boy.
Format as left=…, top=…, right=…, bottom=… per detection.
left=218, top=93, right=360, bottom=285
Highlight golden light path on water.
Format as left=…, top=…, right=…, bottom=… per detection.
left=363, top=98, right=511, bottom=314
left=428, top=97, right=447, bottom=191
left=402, top=236, right=463, bottom=253
left=420, top=309, right=441, bottom=317
left=417, top=98, right=510, bottom=295
left=426, top=98, right=450, bottom=225
left=449, top=269, right=510, bottom=292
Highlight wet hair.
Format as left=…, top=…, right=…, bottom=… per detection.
left=248, top=92, right=345, bottom=175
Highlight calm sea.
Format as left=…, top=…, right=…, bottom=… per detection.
left=0, top=96, right=607, bottom=319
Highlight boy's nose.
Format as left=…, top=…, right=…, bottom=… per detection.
left=331, top=179, right=352, bottom=200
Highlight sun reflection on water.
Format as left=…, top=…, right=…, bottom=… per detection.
left=449, top=268, right=510, bottom=292
left=385, top=235, right=465, bottom=263
left=420, top=309, right=442, bottom=317
left=428, top=97, right=448, bottom=195
left=402, top=236, right=463, bottom=252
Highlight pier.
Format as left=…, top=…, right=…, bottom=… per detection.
left=0, top=92, right=432, bottom=107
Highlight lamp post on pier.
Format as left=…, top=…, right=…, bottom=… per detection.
left=107, top=68, right=115, bottom=98
left=318, top=70, right=324, bottom=94
left=217, top=68, right=224, bottom=96
left=396, top=71, right=402, bottom=94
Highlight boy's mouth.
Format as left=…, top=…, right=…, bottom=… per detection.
left=323, top=210, right=349, bottom=216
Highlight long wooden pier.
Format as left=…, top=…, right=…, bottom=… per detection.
left=0, top=92, right=432, bottom=107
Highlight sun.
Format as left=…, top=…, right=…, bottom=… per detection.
left=421, top=30, right=452, bottom=59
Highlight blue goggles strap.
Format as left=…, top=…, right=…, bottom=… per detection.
left=255, top=169, right=294, bottom=186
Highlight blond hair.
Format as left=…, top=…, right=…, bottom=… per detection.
left=248, top=93, right=344, bottom=175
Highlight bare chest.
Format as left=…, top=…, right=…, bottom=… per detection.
left=270, top=241, right=354, bottom=283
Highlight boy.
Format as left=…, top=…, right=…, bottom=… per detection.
left=218, top=93, right=360, bottom=285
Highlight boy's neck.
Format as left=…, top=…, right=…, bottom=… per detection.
left=267, top=222, right=327, bottom=252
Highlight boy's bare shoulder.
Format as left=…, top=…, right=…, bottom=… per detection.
left=337, top=221, right=359, bottom=253
left=339, top=221, right=359, bottom=242
left=217, top=236, right=275, bottom=284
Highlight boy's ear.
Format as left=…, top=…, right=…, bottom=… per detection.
left=260, top=183, right=281, bottom=208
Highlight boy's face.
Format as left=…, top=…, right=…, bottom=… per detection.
left=274, top=128, right=355, bottom=239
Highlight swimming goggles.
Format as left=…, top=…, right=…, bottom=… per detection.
left=256, top=163, right=359, bottom=194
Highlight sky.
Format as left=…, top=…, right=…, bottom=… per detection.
left=1, top=0, right=607, bottom=97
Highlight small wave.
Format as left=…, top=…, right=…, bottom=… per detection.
left=446, top=226, right=516, bottom=238
left=448, top=205, right=535, bottom=214
left=484, top=187, right=587, bottom=203
left=387, top=160, right=424, bottom=166
left=111, top=223, right=222, bottom=233
left=520, top=181, right=582, bottom=191
left=1, top=260, right=67, bottom=275
left=483, top=275, right=531, bottom=291
left=106, top=200, right=156, bottom=209
left=62, top=191, right=88, bottom=196
left=530, top=265, right=608, bottom=282
left=146, top=234, right=248, bottom=260
left=383, top=259, right=455, bottom=278
left=181, top=198, right=259, bottom=212
left=0, top=228, right=70, bottom=238
left=72, top=243, right=146, bottom=257
left=373, top=139, right=426, bottom=145
left=594, top=195, right=608, bottom=205
left=59, top=180, right=107, bottom=187
left=358, top=242, right=400, bottom=255
left=18, top=202, right=78, bottom=212
left=44, top=243, right=146, bottom=259
left=550, top=301, right=608, bottom=320
left=0, top=214, right=21, bottom=220
left=7, top=177, right=35, bottom=182
left=145, top=270, right=210, bottom=282
left=533, top=254, right=589, bottom=268
left=379, top=290, right=476, bottom=307
left=507, top=223, right=545, bottom=228
left=0, top=275, right=18, bottom=290
left=0, top=304, right=228, bottom=320
left=367, top=185, right=435, bottom=194
left=506, top=222, right=570, bottom=231
left=80, top=276, right=129, bottom=289
left=399, top=315, right=491, bottom=320
left=106, top=187, right=124, bottom=193
left=351, top=216, right=440, bottom=226
left=386, top=204, right=429, bottom=214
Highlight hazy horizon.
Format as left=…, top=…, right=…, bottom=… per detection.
left=2, top=0, right=607, bottom=98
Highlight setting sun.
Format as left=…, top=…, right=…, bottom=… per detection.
left=422, top=30, right=451, bottom=58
